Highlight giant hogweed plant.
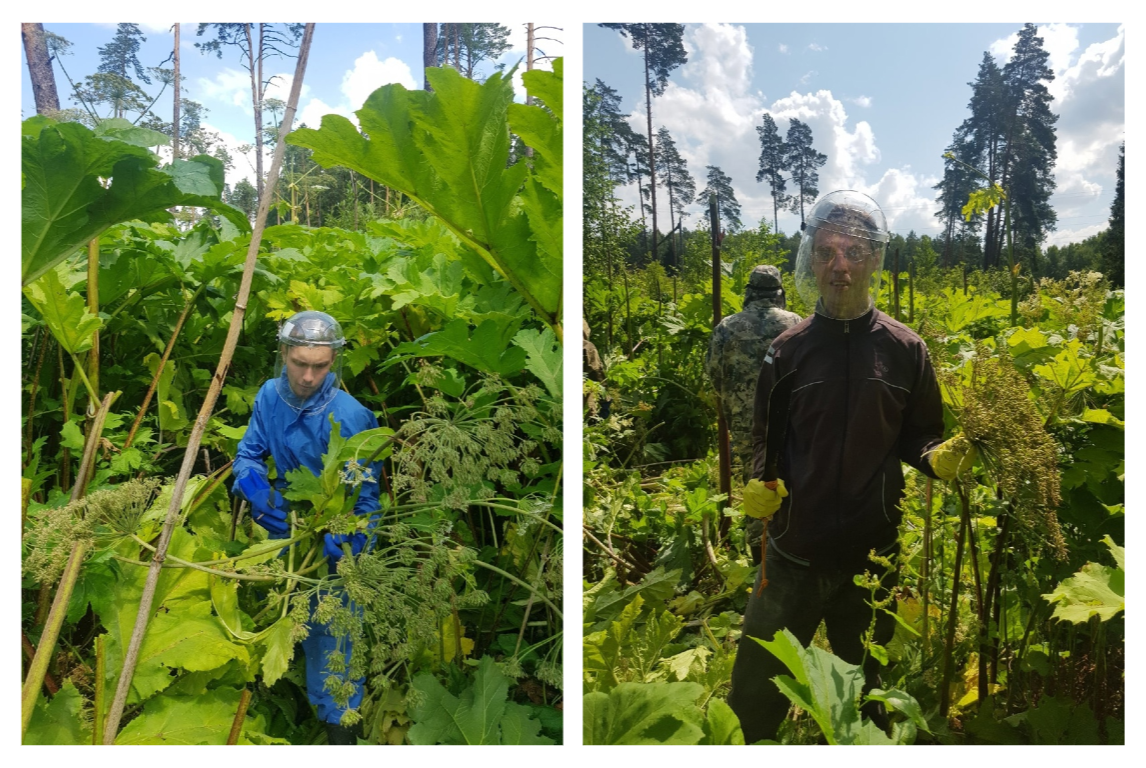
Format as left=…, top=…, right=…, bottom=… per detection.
left=581, top=272, right=1123, bottom=744
left=23, top=61, right=565, bottom=745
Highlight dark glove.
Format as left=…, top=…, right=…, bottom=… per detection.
left=235, top=472, right=289, bottom=536
left=323, top=532, right=367, bottom=562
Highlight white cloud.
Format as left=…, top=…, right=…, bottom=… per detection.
left=499, top=24, right=563, bottom=102
left=1045, top=222, right=1107, bottom=249
left=296, top=98, right=356, bottom=131
left=264, top=72, right=311, bottom=105
left=506, top=22, right=530, bottom=52
left=988, top=34, right=1014, bottom=61
left=196, top=68, right=311, bottom=114
left=860, top=168, right=938, bottom=237
left=609, top=24, right=764, bottom=227
left=1045, top=25, right=1124, bottom=242
left=199, top=121, right=264, bottom=189
left=197, top=69, right=255, bottom=111
left=137, top=22, right=176, bottom=34
left=938, top=24, right=1122, bottom=244
left=341, top=52, right=417, bottom=110
left=778, top=43, right=789, bottom=54
left=848, top=95, right=872, bottom=108
left=684, top=23, right=755, bottom=96
left=800, top=71, right=817, bottom=85
left=609, top=23, right=943, bottom=239
left=808, top=43, right=826, bottom=52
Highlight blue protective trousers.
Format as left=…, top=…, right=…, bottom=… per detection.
left=300, top=588, right=364, bottom=724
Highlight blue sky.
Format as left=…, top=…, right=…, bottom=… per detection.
left=22, top=22, right=561, bottom=189
left=585, top=23, right=1124, bottom=248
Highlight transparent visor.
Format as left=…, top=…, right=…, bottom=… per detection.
left=273, top=343, right=342, bottom=410
left=794, top=226, right=886, bottom=321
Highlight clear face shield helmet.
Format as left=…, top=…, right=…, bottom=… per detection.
left=793, top=190, right=890, bottom=321
left=273, top=310, right=346, bottom=408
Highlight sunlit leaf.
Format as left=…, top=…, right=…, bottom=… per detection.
left=513, top=326, right=562, bottom=398
left=24, top=679, right=91, bottom=745
left=583, top=682, right=704, bottom=745
left=287, top=63, right=562, bottom=329
left=22, top=268, right=102, bottom=354
left=22, top=118, right=249, bottom=285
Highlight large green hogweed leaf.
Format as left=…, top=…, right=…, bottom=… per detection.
left=286, top=64, right=562, bottom=330
left=1043, top=535, right=1125, bottom=623
left=22, top=117, right=249, bottom=286
left=406, top=655, right=553, bottom=744
left=583, top=682, right=705, bottom=745
left=24, top=679, right=91, bottom=745
left=752, top=629, right=925, bottom=745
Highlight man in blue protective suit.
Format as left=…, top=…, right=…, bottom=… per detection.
left=232, top=310, right=380, bottom=745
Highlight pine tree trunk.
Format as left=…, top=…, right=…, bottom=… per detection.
left=172, top=24, right=181, bottom=161
left=245, top=25, right=265, bottom=205
left=525, top=24, right=535, bottom=159
left=22, top=23, right=60, bottom=114
left=423, top=24, right=436, bottom=91
left=643, top=25, right=659, bottom=267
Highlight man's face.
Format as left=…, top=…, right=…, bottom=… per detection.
left=811, top=229, right=880, bottom=319
left=283, top=345, right=335, bottom=399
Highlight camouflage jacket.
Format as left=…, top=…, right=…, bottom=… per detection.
left=706, top=296, right=802, bottom=476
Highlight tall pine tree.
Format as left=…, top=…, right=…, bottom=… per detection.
left=599, top=24, right=688, bottom=263
left=1002, top=24, right=1058, bottom=264
left=655, top=126, right=695, bottom=268
left=696, top=165, right=742, bottom=233
left=785, top=118, right=827, bottom=229
left=955, top=27, right=1058, bottom=269
left=97, top=23, right=151, bottom=85
left=934, top=128, right=984, bottom=267
left=756, top=113, right=789, bottom=234
left=435, top=24, right=511, bottom=80
left=196, top=24, right=305, bottom=206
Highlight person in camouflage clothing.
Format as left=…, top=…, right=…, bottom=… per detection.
left=705, top=265, right=801, bottom=561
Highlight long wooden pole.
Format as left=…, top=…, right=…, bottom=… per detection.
left=710, top=196, right=731, bottom=534
left=101, top=25, right=316, bottom=744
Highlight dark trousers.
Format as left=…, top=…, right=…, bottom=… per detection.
left=727, top=540, right=897, bottom=744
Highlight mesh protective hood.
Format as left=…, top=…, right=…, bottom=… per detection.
left=794, top=190, right=889, bottom=320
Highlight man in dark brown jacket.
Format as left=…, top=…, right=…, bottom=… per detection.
left=727, top=191, right=974, bottom=743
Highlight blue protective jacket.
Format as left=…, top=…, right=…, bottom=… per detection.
left=233, top=370, right=381, bottom=535
left=232, top=370, right=380, bottom=724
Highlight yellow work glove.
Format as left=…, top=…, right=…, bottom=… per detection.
left=930, top=435, right=977, bottom=481
left=744, top=478, right=788, bottom=520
